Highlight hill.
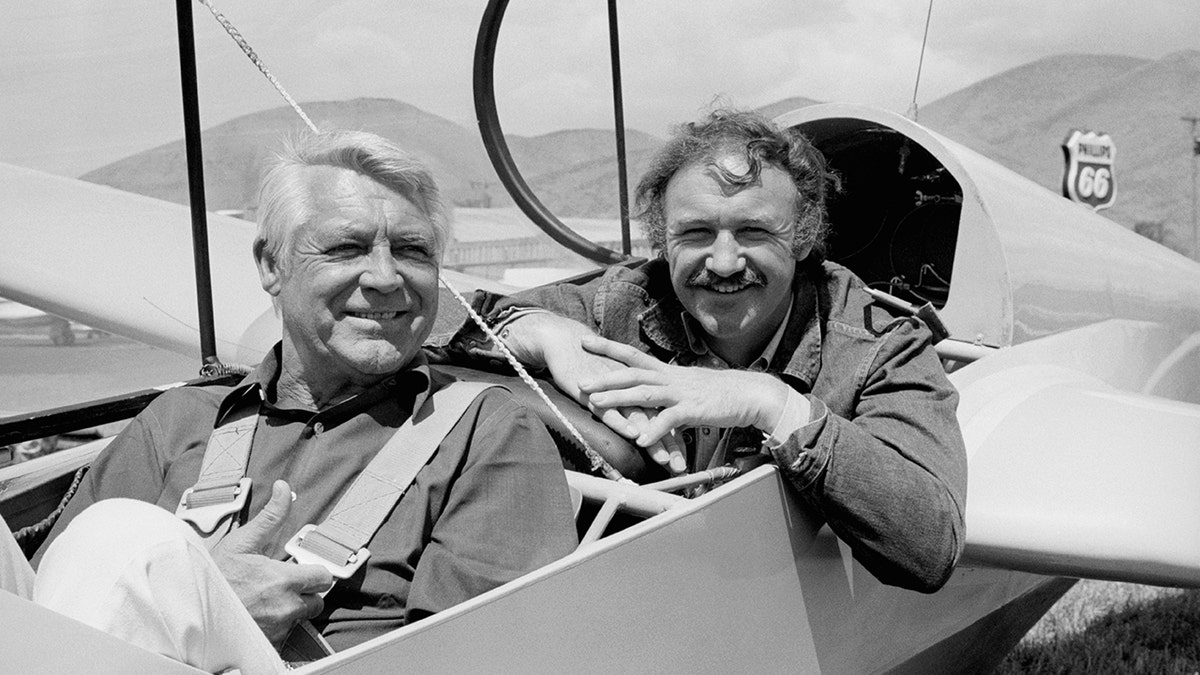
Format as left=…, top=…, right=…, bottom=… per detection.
left=80, top=98, right=666, bottom=221
left=920, top=51, right=1200, bottom=254
left=80, top=53, right=1200, bottom=256
left=75, top=95, right=821, bottom=222
left=80, top=98, right=501, bottom=215
left=506, top=128, right=663, bottom=218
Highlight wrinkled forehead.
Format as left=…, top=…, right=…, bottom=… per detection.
left=268, top=167, right=433, bottom=254
left=301, top=165, right=409, bottom=208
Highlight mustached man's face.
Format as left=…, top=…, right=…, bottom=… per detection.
left=663, top=155, right=807, bottom=361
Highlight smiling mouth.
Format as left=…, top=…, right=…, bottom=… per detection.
left=346, top=311, right=404, bottom=320
left=686, top=268, right=766, bottom=295
left=703, top=280, right=757, bottom=294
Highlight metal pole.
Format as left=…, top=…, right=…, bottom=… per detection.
left=607, top=0, right=632, bottom=256
left=1185, top=115, right=1200, bottom=262
left=175, top=0, right=220, bottom=368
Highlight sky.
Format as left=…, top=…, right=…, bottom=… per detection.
left=2, top=0, right=1197, bottom=177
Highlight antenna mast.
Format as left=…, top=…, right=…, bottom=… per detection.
left=907, top=0, right=935, bottom=121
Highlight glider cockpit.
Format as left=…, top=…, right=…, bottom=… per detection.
left=800, top=116, right=962, bottom=313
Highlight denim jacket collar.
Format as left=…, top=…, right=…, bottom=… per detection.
left=635, top=265, right=694, bottom=357
left=774, top=267, right=823, bottom=391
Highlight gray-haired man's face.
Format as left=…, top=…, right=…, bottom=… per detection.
left=259, top=165, right=440, bottom=389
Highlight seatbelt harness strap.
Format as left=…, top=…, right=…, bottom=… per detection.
left=177, top=380, right=494, bottom=571
left=176, top=412, right=257, bottom=541
left=284, top=381, right=495, bottom=580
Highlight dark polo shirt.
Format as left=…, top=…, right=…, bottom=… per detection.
left=37, top=345, right=578, bottom=651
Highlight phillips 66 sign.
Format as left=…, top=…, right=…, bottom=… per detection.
left=1061, top=129, right=1116, bottom=211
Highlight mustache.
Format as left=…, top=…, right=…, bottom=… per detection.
left=685, top=267, right=766, bottom=289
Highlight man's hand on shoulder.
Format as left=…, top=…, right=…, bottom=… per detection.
left=578, top=335, right=799, bottom=449
left=211, top=480, right=333, bottom=647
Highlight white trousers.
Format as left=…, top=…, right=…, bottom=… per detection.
left=0, top=499, right=286, bottom=675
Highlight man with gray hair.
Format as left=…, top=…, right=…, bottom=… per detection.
left=454, top=108, right=967, bottom=593
left=0, top=129, right=578, bottom=673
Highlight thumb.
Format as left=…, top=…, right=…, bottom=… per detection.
left=220, top=479, right=293, bottom=555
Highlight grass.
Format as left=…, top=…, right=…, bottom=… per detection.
left=994, top=580, right=1200, bottom=674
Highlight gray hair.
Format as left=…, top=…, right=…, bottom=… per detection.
left=255, top=129, right=450, bottom=266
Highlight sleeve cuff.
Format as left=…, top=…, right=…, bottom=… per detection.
left=762, top=386, right=811, bottom=450
left=489, top=305, right=549, bottom=329
left=489, top=307, right=553, bottom=342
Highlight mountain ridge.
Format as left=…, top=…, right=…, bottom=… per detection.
left=82, top=52, right=1200, bottom=256
left=919, top=50, right=1200, bottom=254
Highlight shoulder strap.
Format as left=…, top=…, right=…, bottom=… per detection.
left=175, top=410, right=258, bottom=547
left=285, top=381, right=496, bottom=579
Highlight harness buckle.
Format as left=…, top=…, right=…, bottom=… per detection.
left=285, top=524, right=371, bottom=580
left=175, top=477, right=252, bottom=534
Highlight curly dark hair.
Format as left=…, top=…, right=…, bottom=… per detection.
left=634, top=108, right=838, bottom=262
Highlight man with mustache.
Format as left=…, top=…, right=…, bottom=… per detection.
left=454, top=109, right=967, bottom=593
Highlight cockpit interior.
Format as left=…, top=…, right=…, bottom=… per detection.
left=798, top=119, right=962, bottom=310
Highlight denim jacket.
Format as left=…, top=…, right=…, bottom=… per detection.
left=457, top=258, right=967, bottom=593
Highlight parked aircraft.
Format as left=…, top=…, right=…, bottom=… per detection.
left=0, top=298, right=78, bottom=346
left=1, top=2, right=1199, bottom=673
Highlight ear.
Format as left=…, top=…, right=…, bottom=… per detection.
left=793, top=240, right=813, bottom=263
left=253, top=239, right=284, bottom=297
left=792, top=213, right=816, bottom=262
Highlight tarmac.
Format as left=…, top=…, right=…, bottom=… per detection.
left=0, top=331, right=197, bottom=417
